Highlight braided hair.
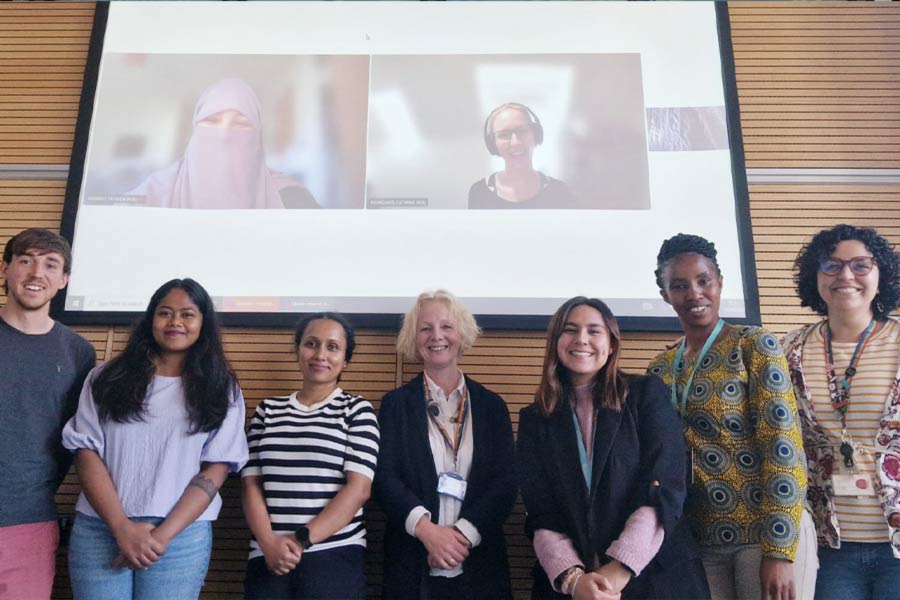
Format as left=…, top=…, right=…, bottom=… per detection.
left=654, top=233, right=721, bottom=290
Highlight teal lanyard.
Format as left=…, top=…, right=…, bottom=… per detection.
left=671, top=319, right=726, bottom=417
left=570, top=408, right=593, bottom=489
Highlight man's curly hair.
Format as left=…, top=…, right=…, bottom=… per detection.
left=794, top=224, right=900, bottom=319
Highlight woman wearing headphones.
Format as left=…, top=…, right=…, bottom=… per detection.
left=468, top=102, right=577, bottom=210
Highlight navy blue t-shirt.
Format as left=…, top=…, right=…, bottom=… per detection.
left=0, top=318, right=95, bottom=527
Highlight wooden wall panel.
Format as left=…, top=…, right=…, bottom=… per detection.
left=0, top=180, right=68, bottom=240
left=749, top=183, right=900, bottom=334
left=730, top=2, right=900, bottom=168
left=1, top=2, right=898, bottom=599
left=0, top=3, right=92, bottom=164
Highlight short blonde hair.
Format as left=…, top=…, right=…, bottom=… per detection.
left=396, top=290, right=482, bottom=362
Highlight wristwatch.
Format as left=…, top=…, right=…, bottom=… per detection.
left=295, top=525, right=313, bottom=550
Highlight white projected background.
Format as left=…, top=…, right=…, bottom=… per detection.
left=64, top=2, right=750, bottom=323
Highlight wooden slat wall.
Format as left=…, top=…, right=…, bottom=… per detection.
left=731, top=1, right=900, bottom=168
left=1, top=2, right=898, bottom=599
left=0, top=3, right=89, bottom=164
left=751, top=183, right=900, bottom=332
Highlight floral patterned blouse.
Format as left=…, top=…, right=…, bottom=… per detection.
left=783, top=319, right=900, bottom=558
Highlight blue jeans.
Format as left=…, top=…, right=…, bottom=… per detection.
left=815, top=542, right=900, bottom=600
left=68, top=513, right=212, bottom=600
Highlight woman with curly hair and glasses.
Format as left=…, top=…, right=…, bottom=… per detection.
left=783, top=224, right=900, bottom=600
left=647, top=233, right=816, bottom=600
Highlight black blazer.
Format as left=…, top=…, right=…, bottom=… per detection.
left=516, top=375, right=709, bottom=600
left=374, top=373, right=516, bottom=600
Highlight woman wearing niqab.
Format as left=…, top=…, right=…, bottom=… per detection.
left=129, top=78, right=314, bottom=210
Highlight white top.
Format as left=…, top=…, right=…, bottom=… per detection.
left=62, top=368, right=249, bottom=520
left=404, top=371, right=480, bottom=578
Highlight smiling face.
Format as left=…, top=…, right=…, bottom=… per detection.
left=151, top=288, right=203, bottom=357
left=415, top=300, right=461, bottom=371
left=660, top=253, right=723, bottom=333
left=817, top=239, right=879, bottom=318
left=0, top=249, right=69, bottom=314
left=556, top=304, right=613, bottom=386
left=490, top=107, right=537, bottom=166
left=297, top=318, right=348, bottom=387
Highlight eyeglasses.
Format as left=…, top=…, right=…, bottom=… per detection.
left=493, top=127, right=532, bottom=142
left=818, top=256, right=876, bottom=276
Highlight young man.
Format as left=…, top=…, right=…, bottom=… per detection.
left=0, top=229, right=96, bottom=599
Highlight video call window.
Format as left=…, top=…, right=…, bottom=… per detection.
left=60, top=2, right=756, bottom=330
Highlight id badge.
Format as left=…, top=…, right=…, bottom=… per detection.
left=437, top=472, right=467, bottom=502
left=832, top=473, right=876, bottom=497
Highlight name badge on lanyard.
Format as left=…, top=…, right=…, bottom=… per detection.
left=832, top=472, right=875, bottom=497
left=425, top=380, right=470, bottom=502
left=822, top=320, right=877, bottom=498
left=437, top=472, right=468, bottom=501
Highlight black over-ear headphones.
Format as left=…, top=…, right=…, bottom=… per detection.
left=482, top=102, right=544, bottom=156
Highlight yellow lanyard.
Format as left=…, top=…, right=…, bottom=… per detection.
left=424, top=380, right=469, bottom=459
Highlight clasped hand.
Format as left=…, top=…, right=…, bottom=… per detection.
left=415, top=519, right=470, bottom=570
left=573, top=560, right=631, bottom=600
left=110, top=521, right=167, bottom=570
left=259, top=533, right=303, bottom=576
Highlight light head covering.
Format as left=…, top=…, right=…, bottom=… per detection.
left=129, top=78, right=284, bottom=209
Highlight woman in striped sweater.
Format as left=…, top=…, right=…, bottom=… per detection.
left=241, top=312, right=379, bottom=599
left=784, top=224, right=900, bottom=600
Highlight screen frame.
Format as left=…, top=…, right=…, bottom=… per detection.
left=53, top=2, right=759, bottom=332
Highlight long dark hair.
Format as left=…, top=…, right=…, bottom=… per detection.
left=534, top=297, right=629, bottom=416
left=91, top=278, right=236, bottom=433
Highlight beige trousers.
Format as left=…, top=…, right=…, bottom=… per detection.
left=701, top=509, right=818, bottom=600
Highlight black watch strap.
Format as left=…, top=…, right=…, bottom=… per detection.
left=295, top=525, right=313, bottom=550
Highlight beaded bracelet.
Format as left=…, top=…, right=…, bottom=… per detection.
left=560, top=566, right=586, bottom=596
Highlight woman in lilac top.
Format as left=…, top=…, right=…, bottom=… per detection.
left=516, top=297, right=709, bottom=599
left=62, top=278, right=248, bottom=600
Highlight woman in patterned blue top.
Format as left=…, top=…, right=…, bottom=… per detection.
left=647, top=233, right=817, bottom=600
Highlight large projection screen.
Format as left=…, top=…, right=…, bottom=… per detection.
left=56, top=1, right=758, bottom=330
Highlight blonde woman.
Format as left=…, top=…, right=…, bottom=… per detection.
left=374, top=290, right=516, bottom=599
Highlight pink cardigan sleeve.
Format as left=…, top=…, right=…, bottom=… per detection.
left=605, top=505, right=665, bottom=576
left=533, top=528, right=583, bottom=592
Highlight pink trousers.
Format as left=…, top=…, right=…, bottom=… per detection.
left=0, top=521, right=58, bottom=600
